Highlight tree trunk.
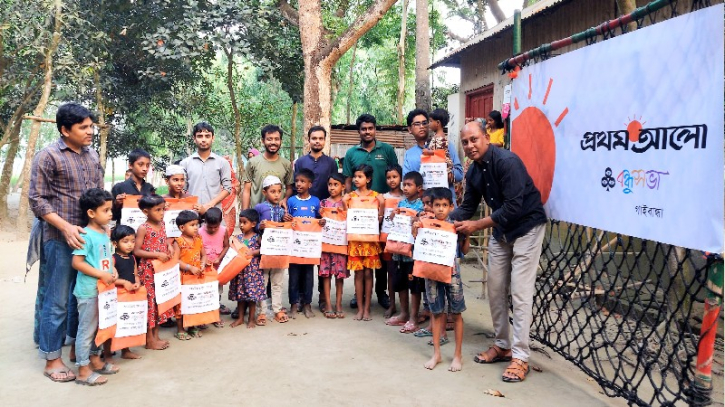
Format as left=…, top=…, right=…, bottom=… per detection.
left=17, top=0, right=63, bottom=234
left=415, top=0, right=431, bottom=111
left=345, top=42, right=358, bottom=126
left=301, top=55, right=334, bottom=154
left=94, top=70, right=109, bottom=174
left=225, top=48, right=243, bottom=179
left=111, top=158, right=115, bottom=185
left=488, top=0, right=506, bottom=23
left=396, top=0, right=409, bottom=124
left=0, top=124, right=21, bottom=223
left=615, top=0, right=637, bottom=31
left=290, top=101, right=297, bottom=160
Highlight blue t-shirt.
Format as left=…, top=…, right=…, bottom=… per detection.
left=402, top=143, right=464, bottom=204
left=255, top=201, right=286, bottom=222
left=73, top=227, right=113, bottom=299
left=287, top=195, right=320, bottom=218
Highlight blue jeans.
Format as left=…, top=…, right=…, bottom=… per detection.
left=38, top=240, right=78, bottom=360
left=288, top=264, right=313, bottom=306
left=75, top=296, right=101, bottom=367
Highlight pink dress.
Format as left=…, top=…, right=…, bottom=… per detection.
left=199, top=225, right=226, bottom=266
left=320, top=199, right=349, bottom=279
left=137, top=222, right=175, bottom=328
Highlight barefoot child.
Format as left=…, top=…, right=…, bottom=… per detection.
left=71, top=188, right=120, bottom=386
left=199, top=207, right=231, bottom=325
left=343, top=164, right=384, bottom=322
left=104, top=225, right=142, bottom=361
left=133, top=194, right=173, bottom=350
left=382, top=165, right=404, bottom=319
left=229, top=209, right=265, bottom=328
left=414, top=187, right=467, bottom=372
left=287, top=168, right=324, bottom=319
left=255, top=175, right=293, bottom=324
left=386, top=171, right=425, bottom=334
left=320, top=173, right=349, bottom=319
left=172, top=210, right=208, bottom=339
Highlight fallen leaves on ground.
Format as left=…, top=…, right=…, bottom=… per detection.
left=484, top=389, right=505, bottom=398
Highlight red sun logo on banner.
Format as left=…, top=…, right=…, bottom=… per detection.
left=511, top=75, right=568, bottom=205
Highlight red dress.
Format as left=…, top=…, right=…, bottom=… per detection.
left=137, top=222, right=175, bottom=328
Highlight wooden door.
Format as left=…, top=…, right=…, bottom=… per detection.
left=465, top=85, right=494, bottom=120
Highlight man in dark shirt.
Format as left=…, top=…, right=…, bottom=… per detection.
left=452, top=121, right=547, bottom=383
left=111, top=149, right=155, bottom=221
left=294, top=126, right=337, bottom=201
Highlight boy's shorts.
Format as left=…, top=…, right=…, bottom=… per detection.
left=393, top=261, right=425, bottom=294
left=425, top=270, right=466, bottom=315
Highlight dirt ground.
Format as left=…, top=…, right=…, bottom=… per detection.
left=0, top=231, right=632, bottom=407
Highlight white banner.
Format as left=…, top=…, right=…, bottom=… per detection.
left=116, top=300, right=147, bottom=338
left=97, top=288, right=118, bottom=330
left=181, top=282, right=220, bottom=315
left=420, top=162, right=448, bottom=189
left=381, top=207, right=396, bottom=234
left=217, top=247, right=238, bottom=275
left=164, top=210, right=183, bottom=238
left=120, top=208, right=146, bottom=231
left=387, top=214, right=415, bottom=244
left=346, top=208, right=379, bottom=236
left=260, top=227, right=294, bottom=256
left=154, top=264, right=181, bottom=305
left=291, top=231, right=322, bottom=259
left=510, top=5, right=724, bottom=253
left=413, top=228, right=457, bottom=267
left=322, top=218, right=347, bottom=246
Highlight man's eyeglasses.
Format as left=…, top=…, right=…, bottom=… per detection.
left=412, top=121, right=429, bottom=127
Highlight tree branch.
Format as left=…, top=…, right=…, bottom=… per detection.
left=445, top=29, right=470, bottom=43
left=335, top=0, right=350, bottom=18
left=488, top=0, right=506, bottom=24
left=320, top=0, right=398, bottom=63
left=277, top=0, right=300, bottom=27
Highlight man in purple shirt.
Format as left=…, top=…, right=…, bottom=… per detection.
left=29, top=103, right=104, bottom=382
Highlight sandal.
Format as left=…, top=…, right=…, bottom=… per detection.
left=44, top=367, right=76, bottom=383
left=174, top=332, right=192, bottom=341
left=93, top=362, right=120, bottom=375
left=219, top=304, right=232, bottom=315
left=399, top=321, right=417, bottom=334
left=474, top=345, right=512, bottom=364
left=502, top=358, right=530, bottom=383
left=428, top=337, right=450, bottom=346
left=324, top=311, right=336, bottom=319
left=335, top=311, right=345, bottom=319
left=256, top=313, right=267, bottom=326
left=385, top=316, right=407, bottom=326
left=213, top=320, right=225, bottom=328
left=413, top=328, right=433, bottom=337
left=187, top=327, right=202, bottom=338
left=75, top=372, right=107, bottom=386
left=274, top=311, right=289, bottom=323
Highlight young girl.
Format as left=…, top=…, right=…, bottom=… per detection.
left=105, top=225, right=142, bottom=361
left=199, top=207, right=231, bottom=323
left=172, top=210, right=208, bottom=339
left=229, top=209, right=265, bottom=328
left=343, top=164, right=384, bottom=321
left=133, top=194, right=173, bottom=350
left=320, top=173, right=349, bottom=319
left=382, top=165, right=404, bottom=319
left=485, top=110, right=505, bottom=148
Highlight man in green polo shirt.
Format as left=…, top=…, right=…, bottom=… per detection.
left=343, top=114, right=399, bottom=194
left=343, top=113, right=398, bottom=310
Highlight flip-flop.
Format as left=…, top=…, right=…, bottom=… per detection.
left=324, top=311, right=336, bottom=319
left=385, top=316, right=407, bottom=326
left=428, top=337, right=450, bottom=346
left=174, top=332, right=192, bottom=340
left=413, top=328, right=433, bottom=337
left=399, top=321, right=417, bottom=333
left=93, top=362, right=120, bottom=375
left=44, top=367, right=76, bottom=383
left=75, top=372, right=106, bottom=386
left=335, top=311, right=345, bottom=319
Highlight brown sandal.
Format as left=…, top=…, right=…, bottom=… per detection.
left=274, top=311, right=289, bottom=323
left=473, top=345, right=512, bottom=364
left=256, top=313, right=267, bottom=326
left=502, top=358, right=529, bottom=382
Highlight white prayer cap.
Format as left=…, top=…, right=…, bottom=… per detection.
left=262, top=175, right=282, bottom=189
left=165, top=165, right=186, bottom=177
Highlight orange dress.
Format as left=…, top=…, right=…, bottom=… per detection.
left=174, top=235, right=205, bottom=318
left=347, top=191, right=382, bottom=271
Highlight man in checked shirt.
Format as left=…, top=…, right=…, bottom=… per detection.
left=29, top=103, right=104, bottom=383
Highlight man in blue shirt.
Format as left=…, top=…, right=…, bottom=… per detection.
left=294, top=126, right=337, bottom=201
left=402, top=109, right=464, bottom=203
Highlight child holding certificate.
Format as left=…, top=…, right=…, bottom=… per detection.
left=319, top=173, right=348, bottom=319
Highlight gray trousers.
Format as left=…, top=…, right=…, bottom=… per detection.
left=487, top=224, right=545, bottom=362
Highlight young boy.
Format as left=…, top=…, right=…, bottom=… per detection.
left=112, top=149, right=156, bottom=221
left=71, top=188, right=119, bottom=385
left=163, top=164, right=191, bottom=199
left=286, top=168, right=324, bottom=319
left=414, top=187, right=468, bottom=372
left=387, top=171, right=425, bottom=333
left=255, top=175, right=293, bottom=324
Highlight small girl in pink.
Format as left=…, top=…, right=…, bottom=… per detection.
left=320, top=173, right=349, bottom=319
left=199, top=207, right=231, bottom=326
